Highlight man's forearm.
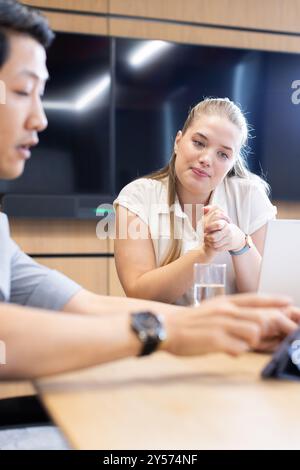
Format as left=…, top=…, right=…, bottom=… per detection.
left=0, top=303, right=140, bottom=379
left=62, top=289, right=182, bottom=317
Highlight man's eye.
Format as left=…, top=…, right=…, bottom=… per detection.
left=15, top=91, right=30, bottom=97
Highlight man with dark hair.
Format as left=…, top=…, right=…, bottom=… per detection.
left=0, top=0, right=298, bottom=448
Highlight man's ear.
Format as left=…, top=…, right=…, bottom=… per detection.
left=0, top=79, right=6, bottom=105
left=174, top=130, right=182, bottom=153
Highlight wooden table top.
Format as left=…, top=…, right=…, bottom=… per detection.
left=35, top=352, right=300, bottom=450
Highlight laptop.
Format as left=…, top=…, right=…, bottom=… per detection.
left=258, top=219, right=300, bottom=306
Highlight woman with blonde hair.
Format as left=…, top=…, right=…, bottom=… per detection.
left=114, top=98, right=276, bottom=304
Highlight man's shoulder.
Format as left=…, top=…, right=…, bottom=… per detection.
left=0, top=212, right=9, bottom=222
left=0, top=212, right=10, bottom=236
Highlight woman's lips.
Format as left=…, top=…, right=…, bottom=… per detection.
left=191, top=167, right=210, bottom=178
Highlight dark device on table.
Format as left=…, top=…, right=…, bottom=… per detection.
left=262, top=327, right=300, bottom=381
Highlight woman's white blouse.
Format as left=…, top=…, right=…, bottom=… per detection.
left=113, top=176, right=277, bottom=303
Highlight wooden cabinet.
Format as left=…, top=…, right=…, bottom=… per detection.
left=108, top=258, right=125, bottom=297
left=34, top=257, right=109, bottom=295
left=107, top=238, right=125, bottom=297
left=10, top=219, right=110, bottom=295
left=10, top=219, right=126, bottom=296
left=10, top=219, right=105, bottom=255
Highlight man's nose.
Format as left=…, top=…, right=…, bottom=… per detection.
left=26, top=100, right=48, bottom=133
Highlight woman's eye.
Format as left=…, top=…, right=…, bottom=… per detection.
left=193, top=141, right=204, bottom=148
left=218, top=151, right=229, bottom=160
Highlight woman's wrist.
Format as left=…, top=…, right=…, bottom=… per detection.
left=197, top=244, right=216, bottom=262
left=229, top=234, right=253, bottom=256
left=230, top=228, right=247, bottom=252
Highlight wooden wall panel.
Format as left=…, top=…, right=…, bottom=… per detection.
left=35, top=257, right=108, bottom=294
left=108, top=237, right=114, bottom=254
left=43, top=11, right=108, bottom=35
left=10, top=219, right=107, bottom=255
left=108, top=258, right=125, bottom=297
left=109, top=18, right=300, bottom=54
left=276, top=202, right=300, bottom=219
left=110, top=0, right=300, bottom=34
left=22, top=1, right=300, bottom=52
left=107, top=239, right=124, bottom=297
left=23, top=0, right=108, bottom=14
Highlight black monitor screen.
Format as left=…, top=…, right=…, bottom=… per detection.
left=115, top=38, right=300, bottom=200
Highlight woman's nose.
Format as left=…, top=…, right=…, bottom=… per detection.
left=198, top=150, right=212, bottom=166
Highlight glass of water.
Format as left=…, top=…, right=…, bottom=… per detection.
left=193, top=263, right=226, bottom=305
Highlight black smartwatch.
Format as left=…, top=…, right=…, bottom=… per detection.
left=130, top=311, right=167, bottom=356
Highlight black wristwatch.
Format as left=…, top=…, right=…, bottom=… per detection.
left=130, top=311, right=167, bottom=356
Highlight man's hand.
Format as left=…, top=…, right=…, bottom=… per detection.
left=161, top=294, right=296, bottom=357
left=281, top=305, right=300, bottom=324
left=254, top=304, right=300, bottom=352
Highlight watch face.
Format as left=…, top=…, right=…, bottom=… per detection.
left=134, top=312, right=160, bottom=337
left=131, top=311, right=166, bottom=342
left=131, top=311, right=166, bottom=356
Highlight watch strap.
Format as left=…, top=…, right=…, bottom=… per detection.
left=229, top=234, right=252, bottom=256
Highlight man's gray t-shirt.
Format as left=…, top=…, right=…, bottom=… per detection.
left=0, top=213, right=81, bottom=310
